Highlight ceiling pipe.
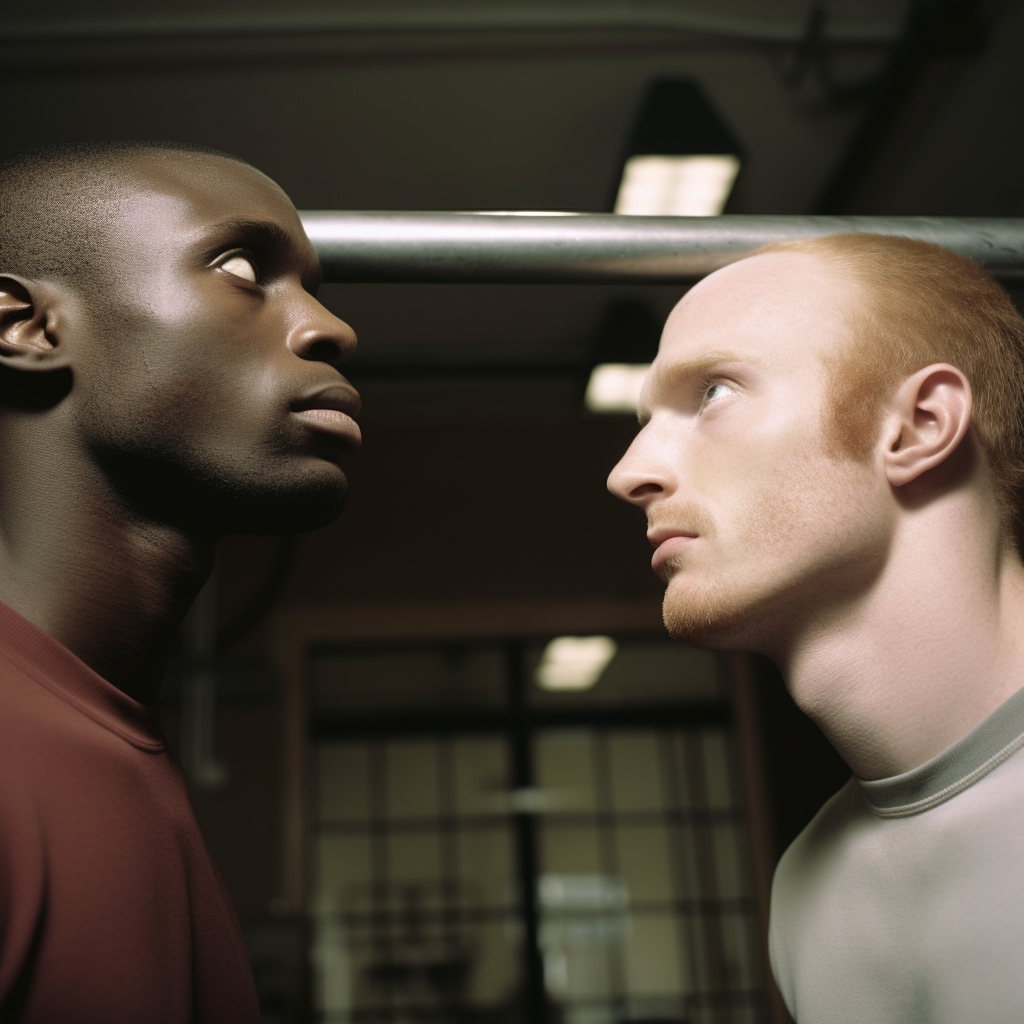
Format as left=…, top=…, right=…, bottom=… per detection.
left=301, top=212, right=1024, bottom=284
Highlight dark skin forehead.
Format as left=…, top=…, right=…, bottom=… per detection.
left=98, top=151, right=322, bottom=292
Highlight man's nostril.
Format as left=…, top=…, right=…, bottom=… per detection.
left=305, top=339, right=341, bottom=364
left=630, top=483, right=662, bottom=500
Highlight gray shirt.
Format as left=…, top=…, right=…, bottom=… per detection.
left=769, top=684, right=1024, bottom=1023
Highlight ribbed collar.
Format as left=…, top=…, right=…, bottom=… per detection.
left=0, top=599, right=165, bottom=752
left=859, top=684, right=1024, bottom=818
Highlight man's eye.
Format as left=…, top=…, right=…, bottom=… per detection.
left=219, top=255, right=258, bottom=283
left=703, top=382, right=733, bottom=404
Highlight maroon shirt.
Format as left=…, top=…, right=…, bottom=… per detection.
left=0, top=601, right=260, bottom=1023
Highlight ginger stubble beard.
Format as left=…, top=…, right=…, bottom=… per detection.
left=655, top=450, right=883, bottom=652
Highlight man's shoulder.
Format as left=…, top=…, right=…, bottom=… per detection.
left=770, top=752, right=1024, bottom=1021
left=769, top=777, right=871, bottom=1017
left=773, top=735, right=1024, bottom=923
left=0, top=647, right=55, bottom=743
left=772, top=777, right=864, bottom=904
left=0, top=645, right=168, bottom=820
left=0, top=647, right=84, bottom=750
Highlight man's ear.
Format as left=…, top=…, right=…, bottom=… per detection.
left=0, top=275, right=67, bottom=370
left=882, top=363, right=972, bottom=488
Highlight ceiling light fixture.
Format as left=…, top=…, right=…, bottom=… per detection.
left=613, top=79, right=742, bottom=217
left=584, top=300, right=659, bottom=415
left=535, top=636, right=618, bottom=691
left=584, top=363, right=651, bottom=414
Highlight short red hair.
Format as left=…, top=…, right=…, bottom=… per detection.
left=757, top=233, right=1024, bottom=552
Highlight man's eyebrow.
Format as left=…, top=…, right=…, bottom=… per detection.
left=203, top=218, right=292, bottom=251
left=637, top=350, right=744, bottom=424
left=655, top=351, right=744, bottom=387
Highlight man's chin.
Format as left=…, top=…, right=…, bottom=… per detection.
left=99, top=445, right=352, bottom=537
left=661, top=576, right=757, bottom=650
left=175, top=465, right=350, bottom=536
left=227, top=476, right=349, bottom=536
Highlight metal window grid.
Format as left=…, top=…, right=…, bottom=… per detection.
left=309, top=640, right=765, bottom=1024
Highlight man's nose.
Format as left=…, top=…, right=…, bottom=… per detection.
left=607, top=434, right=669, bottom=506
left=287, top=298, right=358, bottom=369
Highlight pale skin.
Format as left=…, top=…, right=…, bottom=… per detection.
left=608, top=251, right=1024, bottom=781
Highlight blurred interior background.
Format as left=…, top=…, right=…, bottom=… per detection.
left=3, top=0, right=1023, bottom=1021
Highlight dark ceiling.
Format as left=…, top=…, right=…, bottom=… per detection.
left=5, top=0, right=1021, bottom=365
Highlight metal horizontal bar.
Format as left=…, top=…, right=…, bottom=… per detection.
left=302, top=212, right=1024, bottom=284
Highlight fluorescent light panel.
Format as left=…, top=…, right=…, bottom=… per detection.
left=585, top=362, right=651, bottom=414
left=614, top=154, right=740, bottom=217
left=535, top=636, right=618, bottom=691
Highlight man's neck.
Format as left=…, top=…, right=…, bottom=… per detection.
left=776, top=509, right=1024, bottom=782
left=0, top=441, right=213, bottom=704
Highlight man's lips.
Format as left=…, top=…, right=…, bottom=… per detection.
left=648, top=528, right=699, bottom=573
left=291, top=384, right=362, bottom=446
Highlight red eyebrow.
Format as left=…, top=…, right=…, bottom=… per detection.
left=638, top=350, right=743, bottom=423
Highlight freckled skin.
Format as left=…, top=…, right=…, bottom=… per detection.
left=0, top=151, right=359, bottom=701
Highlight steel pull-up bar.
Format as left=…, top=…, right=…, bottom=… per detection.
left=300, top=212, right=1024, bottom=284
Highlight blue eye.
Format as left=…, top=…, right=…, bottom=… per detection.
left=704, top=382, right=733, bottom=404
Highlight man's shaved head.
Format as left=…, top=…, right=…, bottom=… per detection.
left=0, top=141, right=254, bottom=291
left=0, top=142, right=360, bottom=536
